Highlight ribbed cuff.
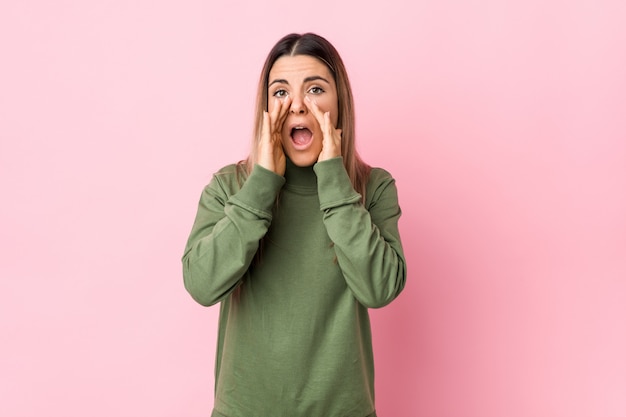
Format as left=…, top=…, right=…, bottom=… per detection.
left=229, top=164, right=285, bottom=217
left=314, top=157, right=362, bottom=210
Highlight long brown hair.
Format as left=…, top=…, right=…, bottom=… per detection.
left=244, top=33, right=371, bottom=199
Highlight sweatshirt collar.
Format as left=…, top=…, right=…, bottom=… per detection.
left=284, top=157, right=317, bottom=191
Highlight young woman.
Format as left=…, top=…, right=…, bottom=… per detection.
left=182, top=33, right=406, bottom=417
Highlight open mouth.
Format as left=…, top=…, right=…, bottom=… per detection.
left=290, top=126, right=313, bottom=146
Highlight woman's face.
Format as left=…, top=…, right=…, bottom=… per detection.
left=267, top=55, right=339, bottom=167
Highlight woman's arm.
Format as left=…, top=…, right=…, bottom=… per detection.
left=314, top=157, right=407, bottom=308
left=182, top=164, right=285, bottom=306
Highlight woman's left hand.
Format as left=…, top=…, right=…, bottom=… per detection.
left=305, top=96, right=342, bottom=162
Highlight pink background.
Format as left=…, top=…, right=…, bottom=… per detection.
left=1, top=1, right=625, bottom=416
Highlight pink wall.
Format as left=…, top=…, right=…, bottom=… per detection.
left=1, top=1, right=625, bottom=416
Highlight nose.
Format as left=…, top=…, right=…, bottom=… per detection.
left=289, top=94, right=306, bottom=114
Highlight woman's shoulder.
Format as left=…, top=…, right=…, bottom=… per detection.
left=367, top=166, right=396, bottom=189
left=206, top=162, right=249, bottom=194
left=364, top=166, right=398, bottom=207
left=213, top=162, right=248, bottom=178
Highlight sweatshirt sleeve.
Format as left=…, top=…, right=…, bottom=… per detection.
left=182, top=164, right=285, bottom=306
left=314, top=157, right=407, bottom=308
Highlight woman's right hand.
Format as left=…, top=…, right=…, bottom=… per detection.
left=258, top=97, right=291, bottom=176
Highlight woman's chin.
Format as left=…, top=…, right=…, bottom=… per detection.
left=285, top=151, right=319, bottom=167
left=283, top=140, right=322, bottom=167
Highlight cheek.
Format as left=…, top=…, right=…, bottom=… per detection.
left=326, top=98, right=340, bottom=127
left=267, top=96, right=288, bottom=112
left=267, top=97, right=277, bottom=112
left=329, top=107, right=339, bottom=128
left=316, top=99, right=339, bottom=124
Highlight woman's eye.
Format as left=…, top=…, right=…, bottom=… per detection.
left=309, top=87, right=324, bottom=94
left=273, top=89, right=288, bottom=98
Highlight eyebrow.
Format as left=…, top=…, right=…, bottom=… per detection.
left=269, top=75, right=331, bottom=87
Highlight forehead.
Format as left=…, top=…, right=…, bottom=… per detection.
left=269, top=55, right=334, bottom=83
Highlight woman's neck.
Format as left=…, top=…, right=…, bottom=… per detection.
left=284, top=157, right=317, bottom=190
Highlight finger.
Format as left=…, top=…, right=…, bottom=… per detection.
left=269, top=97, right=282, bottom=121
left=324, top=111, right=332, bottom=133
left=277, top=96, right=292, bottom=126
left=270, top=98, right=291, bottom=144
left=270, top=97, right=290, bottom=133
left=304, top=96, right=326, bottom=128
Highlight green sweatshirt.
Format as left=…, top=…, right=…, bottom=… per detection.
left=182, top=156, right=406, bottom=417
